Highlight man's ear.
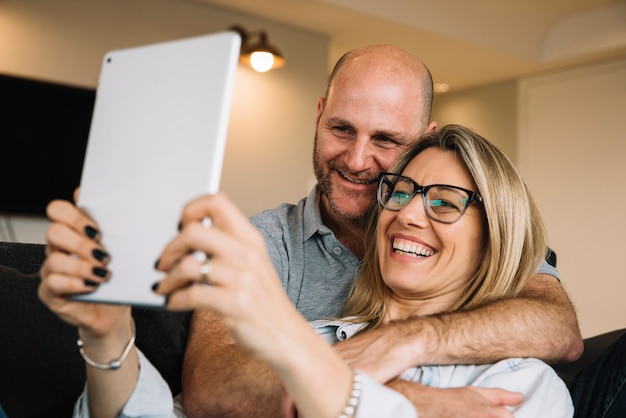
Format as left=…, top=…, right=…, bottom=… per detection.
left=315, top=96, right=325, bottom=125
left=425, top=121, right=438, bottom=134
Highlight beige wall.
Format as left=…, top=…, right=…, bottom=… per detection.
left=432, top=80, right=518, bottom=161
left=0, top=0, right=328, bottom=242
left=519, top=57, right=626, bottom=338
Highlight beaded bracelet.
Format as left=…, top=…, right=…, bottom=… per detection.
left=338, top=369, right=363, bottom=418
left=77, top=319, right=136, bottom=370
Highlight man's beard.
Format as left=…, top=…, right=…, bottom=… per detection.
left=313, top=135, right=378, bottom=223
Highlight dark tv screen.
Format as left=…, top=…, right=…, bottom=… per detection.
left=0, top=74, right=95, bottom=216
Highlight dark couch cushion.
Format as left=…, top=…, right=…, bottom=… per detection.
left=0, top=242, right=46, bottom=275
left=0, top=265, right=84, bottom=417
left=553, top=327, right=626, bottom=384
left=0, top=243, right=191, bottom=418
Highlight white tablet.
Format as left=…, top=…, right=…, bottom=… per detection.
left=74, top=31, right=240, bottom=307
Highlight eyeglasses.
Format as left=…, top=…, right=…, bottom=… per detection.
left=377, top=173, right=483, bottom=224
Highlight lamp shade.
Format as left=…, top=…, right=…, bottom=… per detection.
left=230, top=25, right=285, bottom=72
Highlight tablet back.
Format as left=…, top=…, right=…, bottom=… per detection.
left=74, top=31, right=240, bottom=307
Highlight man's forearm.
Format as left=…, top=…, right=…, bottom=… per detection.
left=182, top=310, right=289, bottom=418
left=335, top=274, right=583, bottom=381
left=418, top=274, right=583, bottom=365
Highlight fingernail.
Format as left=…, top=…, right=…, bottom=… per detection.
left=92, top=267, right=108, bottom=278
left=92, top=249, right=109, bottom=262
left=84, top=279, right=99, bottom=287
left=154, top=258, right=161, bottom=270
left=84, top=225, right=99, bottom=239
left=151, top=281, right=160, bottom=292
left=177, top=221, right=183, bottom=231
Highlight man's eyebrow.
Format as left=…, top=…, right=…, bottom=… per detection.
left=327, top=117, right=406, bottom=140
left=325, top=117, right=353, bottom=127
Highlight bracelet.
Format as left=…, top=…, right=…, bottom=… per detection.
left=338, top=369, right=363, bottom=418
left=77, top=319, right=136, bottom=370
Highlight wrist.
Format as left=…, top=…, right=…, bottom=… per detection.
left=337, top=369, right=363, bottom=418
left=77, top=318, right=136, bottom=370
left=387, top=316, right=437, bottom=366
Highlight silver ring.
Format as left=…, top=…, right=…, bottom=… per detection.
left=199, top=257, right=212, bottom=285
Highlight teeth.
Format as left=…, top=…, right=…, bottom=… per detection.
left=392, top=238, right=434, bottom=257
left=339, top=171, right=376, bottom=185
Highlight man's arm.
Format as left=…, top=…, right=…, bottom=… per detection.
left=333, top=274, right=584, bottom=383
left=182, top=310, right=294, bottom=418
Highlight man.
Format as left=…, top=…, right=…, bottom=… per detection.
left=182, top=45, right=583, bottom=417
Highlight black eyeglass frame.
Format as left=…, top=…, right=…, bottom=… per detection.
left=377, top=172, right=483, bottom=224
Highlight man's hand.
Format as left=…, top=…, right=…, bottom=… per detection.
left=333, top=319, right=420, bottom=382
left=387, top=379, right=522, bottom=418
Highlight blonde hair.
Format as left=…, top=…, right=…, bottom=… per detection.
left=342, top=124, right=548, bottom=328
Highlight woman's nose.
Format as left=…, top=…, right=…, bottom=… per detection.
left=396, top=194, right=430, bottom=227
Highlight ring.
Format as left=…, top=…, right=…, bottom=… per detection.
left=199, top=257, right=212, bottom=286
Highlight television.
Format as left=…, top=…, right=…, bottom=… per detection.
left=0, top=74, right=95, bottom=216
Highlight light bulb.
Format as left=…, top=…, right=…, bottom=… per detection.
left=249, top=51, right=275, bottom=73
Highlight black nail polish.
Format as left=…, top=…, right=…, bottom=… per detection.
left=154, top=258, right=161, bottom=270
left=92, top=249, right=109, bottom=262
left=177, top=221, right=183, bottom=231
left=92, top=267, right=108, bottom=278
left=84, top=225, right=99, bottom=239
left=151, top=281, right=160, bottom=292
left=84, top=279, right=99, bottom=287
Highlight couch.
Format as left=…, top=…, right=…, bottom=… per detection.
left=0, top=241, right=624, bottom=417
left=0, top=242, right=190, bottom=417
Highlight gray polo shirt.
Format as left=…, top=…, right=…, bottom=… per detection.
left=250, top=187, right=559, bottom=321
left=250, top=187, right=360, bottom=320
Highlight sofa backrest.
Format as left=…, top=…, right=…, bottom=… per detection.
left=0, top=241, right=190, bottom=417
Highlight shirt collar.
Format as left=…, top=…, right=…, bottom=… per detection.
left=302, top=185, right=332, bottom=240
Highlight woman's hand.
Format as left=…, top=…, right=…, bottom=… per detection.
left=38, top=199, right=130, bottom=337
left=39, top=198, right=141, bottom=417
left=153, top=192, right=302, bottom=361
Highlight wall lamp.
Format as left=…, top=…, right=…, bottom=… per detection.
left=229, top=25, right=285, bottom=73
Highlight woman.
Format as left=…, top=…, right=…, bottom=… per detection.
left=38, top=124, right=573, bottom=417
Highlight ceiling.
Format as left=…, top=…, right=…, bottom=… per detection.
left=195, top=0, right=626, bottom=92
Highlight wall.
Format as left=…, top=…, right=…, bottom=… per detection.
left=0, top=0, right=329, bottom=243
left=432, top=80, right=518, bottom=161
left=519, top=57, right=626, bottom=338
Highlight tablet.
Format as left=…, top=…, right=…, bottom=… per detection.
left=74, top=31, right=240, bottom=307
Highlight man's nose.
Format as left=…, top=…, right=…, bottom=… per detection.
left=344, top=137, right=374, bottom=172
